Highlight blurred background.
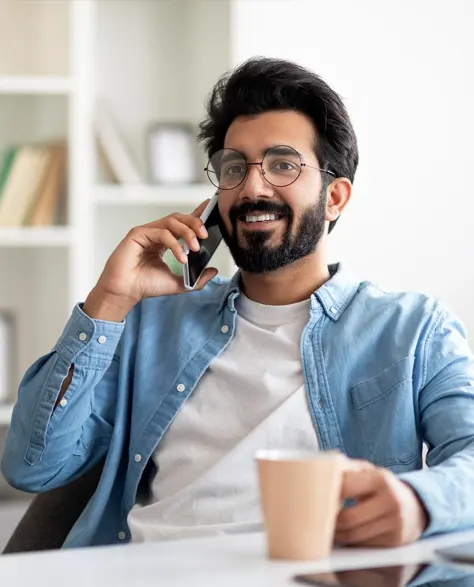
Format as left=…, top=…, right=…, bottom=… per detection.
left=0, top=0, right=473, bottom=549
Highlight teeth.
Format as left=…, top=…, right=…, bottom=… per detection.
left=245, top=214, right=279, bottom=223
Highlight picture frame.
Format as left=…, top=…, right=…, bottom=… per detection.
left=146, top=122, right=198, bottom=185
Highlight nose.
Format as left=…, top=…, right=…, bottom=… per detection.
left=237, top=163, right=274, bottom=201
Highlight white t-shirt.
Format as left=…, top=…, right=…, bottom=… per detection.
left=127, top=293, right=320, bottom=542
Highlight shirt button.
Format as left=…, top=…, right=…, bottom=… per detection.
left=79, top=332, right=88, bottom=341
left=176, top=383, right=185, bottom=393
left=118, top=531, right=126, bottom=540
left=221, top=325, right=229, bottom=334
left=134, top=454, right=142, bottom=463
left=98, top=335, right=107, bottom=344
left=59, top=398, right=68, bottom=407
left=330, top=307, right=337, bottom=315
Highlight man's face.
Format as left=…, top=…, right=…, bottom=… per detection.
left=217, top=110, right=328, bottom=274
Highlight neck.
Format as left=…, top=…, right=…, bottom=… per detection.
left=239, top=251, right=331, bottom=306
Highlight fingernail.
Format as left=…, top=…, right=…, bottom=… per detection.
left=192, top=238, right=200, bottom=250
left=199, top=226, right=208, bottom=238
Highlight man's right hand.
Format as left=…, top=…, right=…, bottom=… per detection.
left=82, top=200, right=218, bottom=322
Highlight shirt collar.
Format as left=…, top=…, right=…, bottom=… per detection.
left=217, top=263, right=361, bottom=320
left=312, top=263, right=361, bottom=320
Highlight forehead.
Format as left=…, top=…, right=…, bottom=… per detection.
left=223, top=110, right=317, bottom=159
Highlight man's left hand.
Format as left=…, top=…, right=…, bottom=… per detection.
left=334, top=459, right=429, bottom=547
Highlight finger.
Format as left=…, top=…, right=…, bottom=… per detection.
left=138, top=227, right=188, bottom=264
left=335, top=513, right=398, bottom=546
left=336, top=491, right=390, bottom=531
left=340, top=458, right=375, bottom=473
left=357, top=530, right=405, bottom=548
left=193, top=267, right=218, bottom=290
left=143, top=206, right=209, bottom=239
left=191, top=199, right=211, bottom=218
left=165, top=217, right=203, bottom=252
left=171, top=213, right=208, bottom=240
left=340, top=468, right=381, bottom=501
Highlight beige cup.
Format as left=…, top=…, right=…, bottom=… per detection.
left=256, top=449, right=343, bottom=561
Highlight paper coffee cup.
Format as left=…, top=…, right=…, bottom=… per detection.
left=256, top=449, right=343, bottom=561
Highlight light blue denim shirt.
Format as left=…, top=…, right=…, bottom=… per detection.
left=3, top=264, right=474, bottom=548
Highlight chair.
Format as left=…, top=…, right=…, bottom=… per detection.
left=2, top=460, right=104, bottom=554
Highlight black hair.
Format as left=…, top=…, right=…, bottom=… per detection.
left=198, top=57, right=359, bottom=233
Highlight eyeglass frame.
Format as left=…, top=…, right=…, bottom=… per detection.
left=204, top=145, right=336, bottom=190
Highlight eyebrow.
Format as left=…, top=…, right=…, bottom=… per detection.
left=220, top=145, right=303, bottom=163
left=219, top=151, right=245, bottom=165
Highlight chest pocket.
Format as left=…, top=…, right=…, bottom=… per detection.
left=350, top=356, right=420, bottom=471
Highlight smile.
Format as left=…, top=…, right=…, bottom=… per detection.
left=238, top=213, right=285, bottom=228
left=244, top=213, right=282, bottom=223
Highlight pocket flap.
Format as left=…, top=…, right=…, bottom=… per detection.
left=351, top=356, right=415, bottom=410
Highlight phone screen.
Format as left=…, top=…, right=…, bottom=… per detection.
left=186, top=202, right=223, bottom=288
left=293, top=562, right=474, bottom=587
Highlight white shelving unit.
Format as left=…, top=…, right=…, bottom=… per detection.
left=0, top=76, right=73, bottom=95
left=0, top=227, right=73, bottom=247
left=0, top=0, right=237, bottom=427
left=0, top=1, right=93, bottom=425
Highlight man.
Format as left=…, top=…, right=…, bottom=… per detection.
left=2, top=57, right=474, bottom=549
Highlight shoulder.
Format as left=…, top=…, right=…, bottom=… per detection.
left=352, top=277, right=462, bottom=335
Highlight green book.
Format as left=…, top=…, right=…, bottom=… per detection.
left=0, top=146, right=18, bottom=197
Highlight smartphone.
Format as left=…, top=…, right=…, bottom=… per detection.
left=183, top=192, right=223, bottom=290
left=293, top=562, right=474, bottom=587
left=436, top=541, right=474, bottom=565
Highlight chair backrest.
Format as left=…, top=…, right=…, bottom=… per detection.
left=2, top=460, right=104, bottom=554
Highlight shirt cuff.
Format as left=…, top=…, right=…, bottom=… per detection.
left=399, top=469, right=460, bottom=537
left=54, top=303, right=125, bottom=368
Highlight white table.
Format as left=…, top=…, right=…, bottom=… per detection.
left=2, top=530, right=474, bottom=587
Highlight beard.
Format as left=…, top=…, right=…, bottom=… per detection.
left=219, top=191, right=327, bottom=274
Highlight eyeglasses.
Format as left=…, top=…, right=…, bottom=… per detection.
left=205, top=145, right=335, bottom=190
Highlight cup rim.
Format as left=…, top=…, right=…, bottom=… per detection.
left=255, top=449, right=340, bottom=462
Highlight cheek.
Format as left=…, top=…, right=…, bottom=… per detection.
left=283, top=181, right=320, bottom=216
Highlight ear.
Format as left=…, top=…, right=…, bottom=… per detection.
left=325, top=177, right=352, bottom=223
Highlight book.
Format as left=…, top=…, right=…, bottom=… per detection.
left=26, top=143, right=66, bottom=226
left=95, top=102, right=142, bottom=184
left=5, top=146, right=51, bottom=226
left=0, top=146, right=36, bottom=226
left=0, top=146, right=18, bottom=197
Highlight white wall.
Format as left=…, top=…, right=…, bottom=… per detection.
left=232, top=0, right=474, bottom=338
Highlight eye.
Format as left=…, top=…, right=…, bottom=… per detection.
left=223, top=163, right=246, bottom=176
left=271, top=159, right=298, bottom=173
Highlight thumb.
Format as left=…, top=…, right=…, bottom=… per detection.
left=340, top=467, right=379, bottom=501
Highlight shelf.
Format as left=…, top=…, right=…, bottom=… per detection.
left=0, top=76, right=73, bottom=95
left=0, top=227, right=73, bottom=247
left=0, top=404, right=13, bottom=426
left=94, top=184, right=213, bottom=208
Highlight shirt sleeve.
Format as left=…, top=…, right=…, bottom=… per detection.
left=1, top=303, right=125, bottom=492
left=399, top=304, right=474, bottom=536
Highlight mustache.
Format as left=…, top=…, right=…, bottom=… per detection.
left=229, top=201, right=292, bottom=223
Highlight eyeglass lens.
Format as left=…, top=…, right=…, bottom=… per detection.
left=207, top=146, right=302, bottom=189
